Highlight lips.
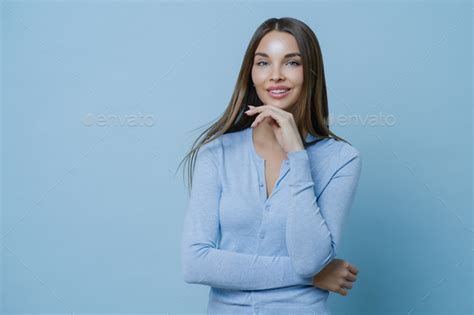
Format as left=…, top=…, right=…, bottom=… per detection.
left=267, top=87, right=291, bottom=99
left=267, top=86, right=291, bottom=93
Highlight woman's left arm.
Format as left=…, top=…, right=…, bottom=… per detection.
left=286, top=147, right=362, bottom=278
left=244, top=104, right=362, bottom=279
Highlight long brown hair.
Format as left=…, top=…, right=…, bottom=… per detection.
left=178, top=17, right=349, bottom=192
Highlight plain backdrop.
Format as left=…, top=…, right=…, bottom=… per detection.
left=1, top=0, right=472, bottom=314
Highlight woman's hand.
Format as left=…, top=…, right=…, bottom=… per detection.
left=244, top=104, right=304, bottom=153
left=312, top=259, right=359, bottom=296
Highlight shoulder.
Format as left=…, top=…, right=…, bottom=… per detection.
left=307, top=137, right=362, bottom=174
left=197, top=137, right=222, bottom=166
left=329, top=139, right=361, bottom=177
left=206, top=129, right=247, bottom=159
left=337, top=140, right=361, bottom=164
left=196, top=129, right=245, bottom=164
left=309, top=136, right=360, bottom=158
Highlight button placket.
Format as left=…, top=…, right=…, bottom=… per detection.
left=258, top=159, right=266, bottom=204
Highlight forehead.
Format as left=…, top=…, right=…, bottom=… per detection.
left=255, top=31, right=300, bottom=57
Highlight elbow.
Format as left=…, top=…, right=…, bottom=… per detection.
left=182, top=256, right=201, bottom=284
left=182, top=249, right=201, bottom=284
left=181, top=244, right=210, bottom=285
left=183, top=265, right=197, bottom=284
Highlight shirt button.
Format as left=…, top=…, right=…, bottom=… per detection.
left=265, top=204, right=270, bottom=211
left=259, top=232, right=265, bottom=239
left=259, top=182, right=264, bottom=187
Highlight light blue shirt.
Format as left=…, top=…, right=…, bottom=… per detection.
left=181, top=126, right=362, bottom=315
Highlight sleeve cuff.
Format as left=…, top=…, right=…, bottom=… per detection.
left=287, top=149, right=314, bottom=185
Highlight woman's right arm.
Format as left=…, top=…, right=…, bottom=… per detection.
left=181, top=144, right=312, bottom=291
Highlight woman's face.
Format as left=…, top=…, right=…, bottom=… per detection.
left=251, top=30, right=304, bottom=111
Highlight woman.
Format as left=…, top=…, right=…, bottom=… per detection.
left=180, top=17, right=362, bottom=315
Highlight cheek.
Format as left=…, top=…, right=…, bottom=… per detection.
left=251, top=68, right=266, bottom=85
left=291, top=68, right=304, bottom=87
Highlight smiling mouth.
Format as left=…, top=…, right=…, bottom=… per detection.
left=269, top=89, right=289, bottom=93
left=267, top=88, right=291, bottom=99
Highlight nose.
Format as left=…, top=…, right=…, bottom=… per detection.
left=270, top=65, right=284, bottom=82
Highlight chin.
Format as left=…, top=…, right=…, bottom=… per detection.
left=265, top=99, right=296, bottom=110
left=257, top=91, right=299, bottom=110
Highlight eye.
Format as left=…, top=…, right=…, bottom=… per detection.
left=255, top=60, right=300, bottom=67
left=287, top=60, right=301, bottom=66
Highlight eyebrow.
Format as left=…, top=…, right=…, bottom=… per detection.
left=254, top=52, right=301, bottom=58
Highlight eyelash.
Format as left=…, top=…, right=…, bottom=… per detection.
left=255, top=60, right=301, bottom=67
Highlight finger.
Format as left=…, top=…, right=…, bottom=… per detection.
left=251, top=110, right=282, bottom=128
left=245, top=106, right=257, bottom=116
left=245, top=104, right=263, bottom=114
left=345, top=272, right=357, bottom=282
left=247, top=104, right=288, bottom=118
left=341, top=280, right=353, bottom=290
left=337, top=287, right=348, bottom=296
left=251, top=111, right=272, bottom=128
left=348, top=264, right=359, bottom=275
left=251, top=107, right=288, bottom=128
left=247, top=104, right=285, bottom=113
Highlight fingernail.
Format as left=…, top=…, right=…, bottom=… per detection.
left=248, top=105, right=255, bottom=108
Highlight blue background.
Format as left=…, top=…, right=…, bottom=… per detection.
left=1, top=0, right=472, bottom=314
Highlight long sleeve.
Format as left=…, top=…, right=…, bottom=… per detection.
left=181, top=143, right=312, bottom=291
left=286, top=146, right=362, bottom=278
